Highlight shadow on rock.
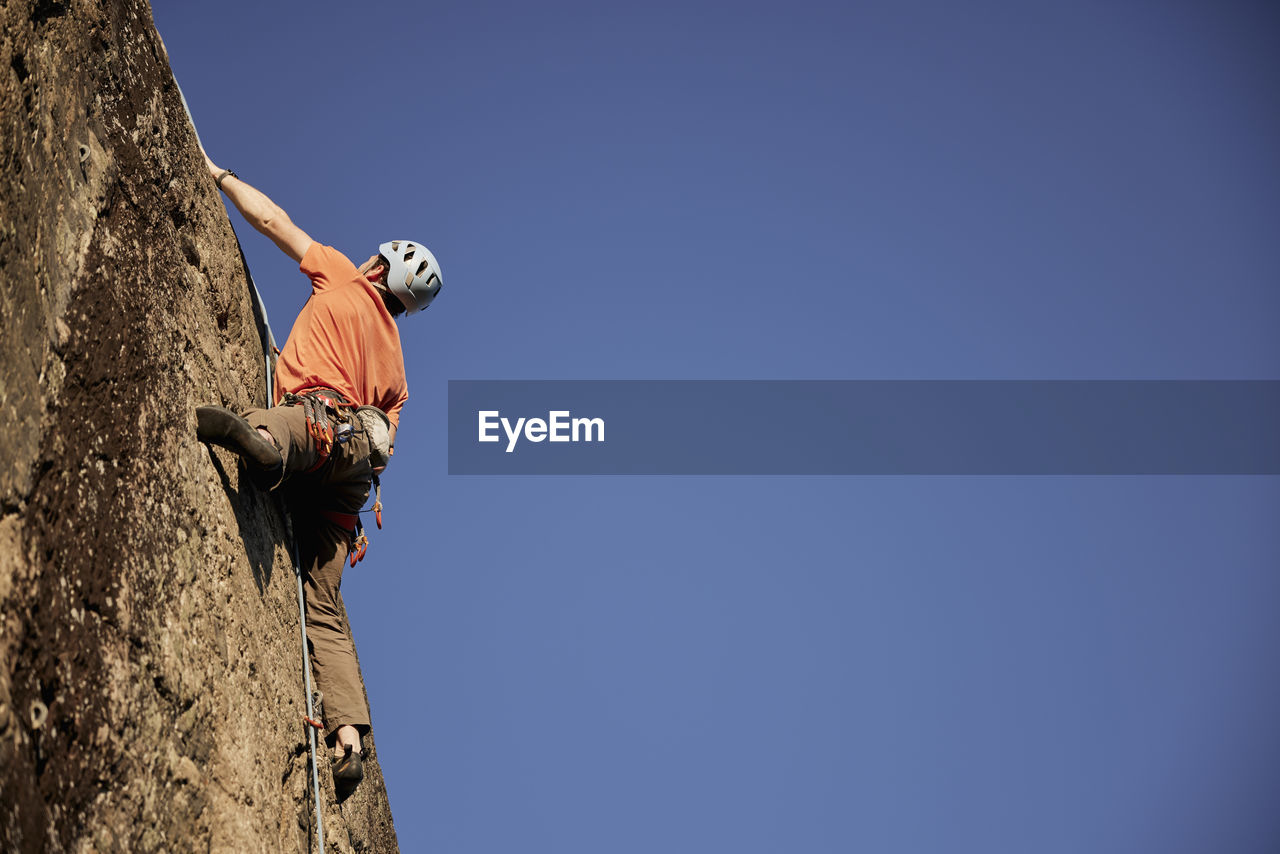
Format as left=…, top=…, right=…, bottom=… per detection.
left=207, top=449, right=281, bottom=593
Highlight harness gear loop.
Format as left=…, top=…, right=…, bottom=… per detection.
left=284, top=388, right=356, bottom=472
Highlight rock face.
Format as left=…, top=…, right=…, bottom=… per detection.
left=0, top=1, right=399, bottom=851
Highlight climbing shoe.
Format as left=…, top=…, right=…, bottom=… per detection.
left=195, top=406, right=283, bottom=490
left=333, top=744, right=364, bottom=789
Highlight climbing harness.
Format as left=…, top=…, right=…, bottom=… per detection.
left=169, top=68, right=326, bottom=853
left=282, top=387, right=356, bottom=471
left=319, top=475, right=380, bottom=568
left=287, top=388, right=383, bottom=566
left=318, top=509, right=366, bottom=566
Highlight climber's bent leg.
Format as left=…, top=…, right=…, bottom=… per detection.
left=195, top=406, right=283, bottom=489
left=243, top=405, right=320, bottom=475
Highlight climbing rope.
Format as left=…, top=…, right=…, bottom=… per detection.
left=169, top=68, right=326, bottom=854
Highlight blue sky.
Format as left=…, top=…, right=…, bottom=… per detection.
left=154, top=2, right=1280, bottom=851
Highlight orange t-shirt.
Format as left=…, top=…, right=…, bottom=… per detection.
left=273, top=243, right=409, bottom=429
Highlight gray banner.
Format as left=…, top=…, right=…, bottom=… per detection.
left=447, top=381, right=1280, bottom=475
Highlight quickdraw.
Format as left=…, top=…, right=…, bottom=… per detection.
left=349, top=516, right=369, bottom=567
left=320, top=509, right=369, bottom=566
left=305, top=394, right=333, bottom=459
left=284, top=388, right=355, bottom=471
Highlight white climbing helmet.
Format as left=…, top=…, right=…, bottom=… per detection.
left=379, top=239, right=443, bottom=314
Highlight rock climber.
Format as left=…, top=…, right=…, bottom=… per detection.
left=193, top=147, right=441, bottom=790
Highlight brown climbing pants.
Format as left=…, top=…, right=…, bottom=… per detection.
left=244, top=403, right=374, bottom=741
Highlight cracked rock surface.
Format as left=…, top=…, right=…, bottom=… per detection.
left=0, top=1, right=399, bottom=850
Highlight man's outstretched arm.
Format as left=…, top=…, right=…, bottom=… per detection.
left=203, top=149, right=313, bottom=262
